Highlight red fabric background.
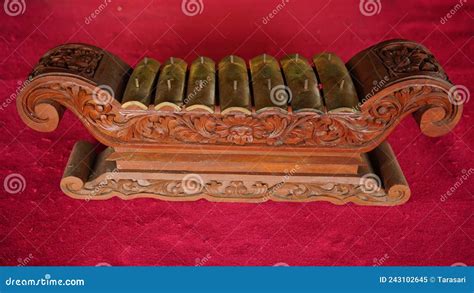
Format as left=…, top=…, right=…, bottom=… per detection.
left=0, top=0, right=473, bottom=266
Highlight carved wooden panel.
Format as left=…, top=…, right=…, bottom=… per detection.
left=18, top=40, right=462, bottom=152
left=375, top=41, right=448, bottom=80
left=17, top=78, right=461, bottom=152
left=61, top=176, right=407, bottom=206
left=31, top=44, right=104, bottom=78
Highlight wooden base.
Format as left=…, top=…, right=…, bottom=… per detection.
left=60, top=140, right=410, bottom=206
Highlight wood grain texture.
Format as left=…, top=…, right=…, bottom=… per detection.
left=110, top=151, right=363, bottom=175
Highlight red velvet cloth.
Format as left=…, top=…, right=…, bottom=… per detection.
left=0, top=0, right=472, bottom=266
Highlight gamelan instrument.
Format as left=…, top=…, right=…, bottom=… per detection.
left=17, top=39, right=463, bottom=205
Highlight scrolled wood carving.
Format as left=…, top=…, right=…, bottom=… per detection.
left=17, top=40, right=463, bottom=151
left=60, top=176, right=408, bottom=205
left=17, top=76, right=462, bottom=152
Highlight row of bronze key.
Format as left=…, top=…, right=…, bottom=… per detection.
left=120, top=53, right=360, bottom=114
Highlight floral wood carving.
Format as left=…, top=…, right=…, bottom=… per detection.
left=31, top=45, right=103, bottom=78
left=375, top=42, right=448, bottom=80
left=61, top=177, right=404, bottom=205
left=18, top=77, right=460, bottom=152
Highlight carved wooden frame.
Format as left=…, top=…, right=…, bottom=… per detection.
left=18, top=77, right=461, bottom=153
left=16, top=39, right=463, bottom=205
left=17, top=40, right=462, bottom=152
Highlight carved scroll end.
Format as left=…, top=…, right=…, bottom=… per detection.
left=413, top=101, right=463, bottom=137
left=17, top=43, right=131, bottom=134
left=17, top=96, right=65, bottom=132
left=386, top=184, right=411, bottom=205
